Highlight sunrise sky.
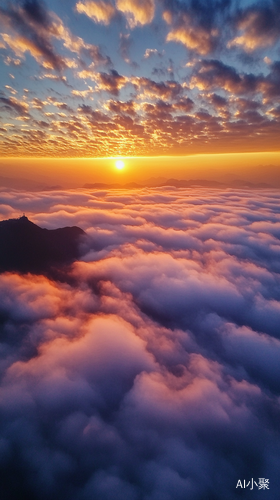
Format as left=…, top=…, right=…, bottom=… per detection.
left=0, top=0, right=280, bottom=183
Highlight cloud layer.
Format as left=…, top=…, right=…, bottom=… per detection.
left=0, top=186, right=280, bottom=499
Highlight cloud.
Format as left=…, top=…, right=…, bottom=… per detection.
left=50, top=12, right=112, bottom=66
left=0, top=31, right=65, bottom=71
left=0, top=95, right=29, bottom=115
left=3, top=55, right=22, bottom=66
left=190, top=59, right=261, bottom=95
left=76, top=68, right=128, bottom=95
left=132, top=76, right=183, bottom=100
left=260, top=61, right=280, bottom=102
left=1, top=186, right=280, bottom=498
left=173, top=96, right=194, bottom=112
left=143, top=48, right=163, bottom=59
left=160, top=0, right=233, bottom=56
left=163, top=10, right=218, bottom=55
left=1, top=45, right=279, bottom=157
left=105, top=99, right=137, bottom=116
left=95, top=70, right=128, bottom=95
left=0, top=2, right=66, bottom=71
left=0, top=0, right=280, bottom=159
left=116, top=0, right=155, bottom=28
left=119, top=33, right=133, bottom=64
left=76, top=0, right=156, bottom=30
left=0, top=0, right=110, bottom=71
left=21, top=0, right=52, bottom=27
left=76, top=0, right=116, bottom=25
left=228, top=3, right=280, bottom=52
left=1, top=75, right=279, bottom=156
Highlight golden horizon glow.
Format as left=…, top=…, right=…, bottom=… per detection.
left=1, top=150, right=280, bottom=160
left=0, top=151, right=279, bottom=188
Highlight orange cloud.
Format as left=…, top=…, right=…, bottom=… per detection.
left=163, top=12, right=218, bottom=55
left=105, top=99, right=137, bottom=116
left=5, top=85, right=17, bottom=95
left=77, top=68, right=97, bottom=79
left=0, top=95, right=29, bottom=115
left=116, top=0, right=155, bottom=28
left=1, top=33, right=47, bottom=63
left=76, top=69, right=128, bottom=95
left=190, top=60, right=259, bottom=95
left=0, top=6, right=109, bottom=71
left=72, top=87, right=94, bottom=98
left=132, top=77, right=182, bottom=100
left=228, top=10, right=280, bottom=52
left=167, top=26, right=217, bottom=55
left=95, top=70, right=128, bottom=95
left=0, top=10, right=66, bottom=71
left=76, top=1, right=116, bottom=25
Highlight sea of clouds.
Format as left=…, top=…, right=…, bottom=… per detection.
left=0, top=186, right=280, bottom=500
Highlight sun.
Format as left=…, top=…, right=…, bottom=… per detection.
left=115, top=160, right=125, bottom=170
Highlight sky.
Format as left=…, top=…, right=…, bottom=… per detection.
left=1, top=185, right=280, bottom=499
left=0, top=0, right=280, bottom=183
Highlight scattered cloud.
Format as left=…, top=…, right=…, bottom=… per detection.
left=228, top=4, right=280, bottom=52
left=0, top=95, right=29, bottom=115
left=76, top=0, right=116, bottom=25
left=116, top=0, right=155, bottom=28
left=143, top=48, right=163, bottom=59
left=0, top=0, right=279, bottom=156
left=132, top=76, right=183, bottom=100
left=190, top=59, right=261, bottom=95
left=76, top=0, right=155, bottom=28
left=0, top=2, right=67, bottom=71
left=119, top=33, right=133, bottom=64
left=0, top=0, right=110, bottom=71
left=163, top=11, right=219, bottom=55
left=105, top=99, right=137, bottom=116
left=95, top=69, right=128, bottom=95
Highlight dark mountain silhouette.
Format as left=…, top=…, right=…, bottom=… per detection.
left=0, top=176, right=47, bottom=191
left=83, top=179, right=273, bottom=190
left=0, top=216, right=86, bottom=274
left=0, top=176, right=64, bottom=191
left=161, top=179, right=224, bottom=188
left=83, top=182, right=121, bottom=189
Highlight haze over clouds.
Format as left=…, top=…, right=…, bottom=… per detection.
left=0, top=186, right=280, bottom=499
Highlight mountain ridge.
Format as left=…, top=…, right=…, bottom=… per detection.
left=83, top=178, right=272, bottom=189
left=0, top=216, right=86, bottom=275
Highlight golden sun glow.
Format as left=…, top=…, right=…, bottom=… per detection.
left=115, top=160, right=125, bottom=170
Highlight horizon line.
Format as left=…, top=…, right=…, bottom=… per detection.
left=1, top=151, right=280, bottom=161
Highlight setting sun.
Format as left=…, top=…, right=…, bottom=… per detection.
left=115, top=160, right=125, bottom=170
